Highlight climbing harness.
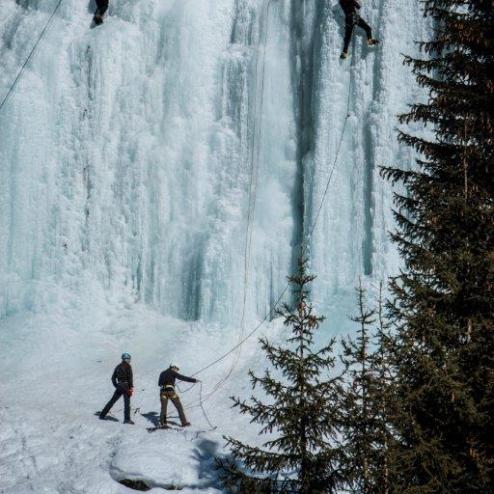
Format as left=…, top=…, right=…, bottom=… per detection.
left=161, top=385, right=178, bottom=399
left=0, top=0, right=64, bottom=114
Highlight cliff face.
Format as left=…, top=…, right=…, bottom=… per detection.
left=0, top=0, right=428, bottom=324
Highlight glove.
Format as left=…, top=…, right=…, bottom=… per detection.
left=127, top=388, right=134, bottom=397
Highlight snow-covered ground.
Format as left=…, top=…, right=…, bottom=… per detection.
left=0, top=289, right=285, bottom=493
left=0, top=0, right=429, bottom=491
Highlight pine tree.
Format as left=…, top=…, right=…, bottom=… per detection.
left=216, top=259, right=344, bottom=493
left=373, top=284, right=396, bottom=494
left=381, top=1, right=494, bottom=492
left=340, top=281, right=395, bottom=494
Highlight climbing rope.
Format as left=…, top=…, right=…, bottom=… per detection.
left=198, top=382, right=216, bottom=430
left=183, top=292, right=290, bottom=413
left=0, top=0, right=63, bottom=114
left=185, top=0, right=274, bottom=410
left=199, top=292, right=289, bottom=380
left=305, top=72, right=353, bottom=245
left=185, top=41, right=355, bottom=411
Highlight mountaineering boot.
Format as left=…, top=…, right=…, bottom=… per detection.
left=368, top=38, right=379, bottom=46
left=181, top=422, right=191, bottom=427
left=124, top=419, right=135, bottom=425
left=340, top=51, right=349, bottom=60
left=93, top=7, right=104, bottom=25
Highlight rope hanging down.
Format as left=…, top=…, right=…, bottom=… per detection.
left=304, top=72, right=353, bottom=250
left=0, top=0, right=353, bottom=426
left=192, top=0, right=273, bottom=407
left=0, top=0, right=63, bottom=114
left=184, top=56, right=355, bottom=413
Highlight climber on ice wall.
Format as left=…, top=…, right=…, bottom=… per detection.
left=339, top=0, right=379, bottom=59
left=93, top=0, right=109, bottom=25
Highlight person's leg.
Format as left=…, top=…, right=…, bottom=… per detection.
left=160, top=392, right=169, bottom=427
left=356, top=16, right=373, bottom=41
left=342, top=17, right=355, bottom=54
left=95, top=0, right=109, bottom=16
left=123, top=393, right=131, bottom=422
left=100, top=389, right=122, bottom=418
left=171, top=395, right=189, bottom=426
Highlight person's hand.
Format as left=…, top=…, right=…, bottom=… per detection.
left=128, top=388, right=134, bottom=396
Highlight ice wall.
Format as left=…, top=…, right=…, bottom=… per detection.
left=0, top=0, right=427, bottom=326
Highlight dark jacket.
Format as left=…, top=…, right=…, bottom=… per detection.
left=95, top=0, right=109, bottom=15
left=339, top=0, right=361, bottom=16
left=158, top=368, right=197, bottom=388
left=111, top=362, right=133, bottom=390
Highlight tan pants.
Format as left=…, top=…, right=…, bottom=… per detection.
left=160, top=388, right=187, bottom=426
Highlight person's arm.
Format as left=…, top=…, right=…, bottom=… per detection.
left=111, top=367, right=118, bottom=388
left=174, top=371, right=197, bottom=383
left=158, top=371, right=164, bottom=387
left=128, top=367, right=133, bottom=389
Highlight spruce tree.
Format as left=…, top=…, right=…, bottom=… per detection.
left=381, top=1, right=494, bottom=492
left=216, top=259, right=344, bottom=493
left=373, top=284, right=396, bottom=494
left=340, top=282, right=395, bottom=494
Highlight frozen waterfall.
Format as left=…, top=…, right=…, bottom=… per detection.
left=0, top=4, right=433, bottom=491
left=0, top=0, right=427, bottom=326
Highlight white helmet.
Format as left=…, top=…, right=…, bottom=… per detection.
left=170, top=363, right=179, bottom=370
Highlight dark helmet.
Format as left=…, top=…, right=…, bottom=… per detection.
left=121, top=353, right=131, bottom=361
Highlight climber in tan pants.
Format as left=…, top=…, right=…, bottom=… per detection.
left=158, top=364, right=199, bottom=428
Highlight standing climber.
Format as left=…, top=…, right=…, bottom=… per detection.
left=93, top=0, right=109, bottom=25
left=158, top=364, right=199, bottom=428
left=339, top=0, right=379, bottom=59
left=99, top=353, right=135, bottom=424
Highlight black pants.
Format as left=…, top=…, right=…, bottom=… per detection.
left=100, top=387, right=130, bottom=421
left=95, top=0, right=109, bottom=16
left=343, top=14, right=372, bottom=53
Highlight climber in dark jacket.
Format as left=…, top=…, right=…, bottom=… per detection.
left=339, top=0, right=379, bottom=59
left=93, top=0, right=109, bottom=25
left=158, top=364, right=199, bottom=428
left=99, top=353, right=135, bottom=424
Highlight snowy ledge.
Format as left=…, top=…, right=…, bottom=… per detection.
left=109, top=432, right=221, bottom=491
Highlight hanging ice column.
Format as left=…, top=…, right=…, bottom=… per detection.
left=0, top=0, right=297, bottom=323
left=298, top=0, right=428, bottom=321
left=188, top=0, right=299, bottom=323
left=0, top=0, right=427, bottom=326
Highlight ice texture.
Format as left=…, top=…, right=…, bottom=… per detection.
left=0, top=0, right=427, bottom=325
left=0, top=1, right=430, bottom=491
